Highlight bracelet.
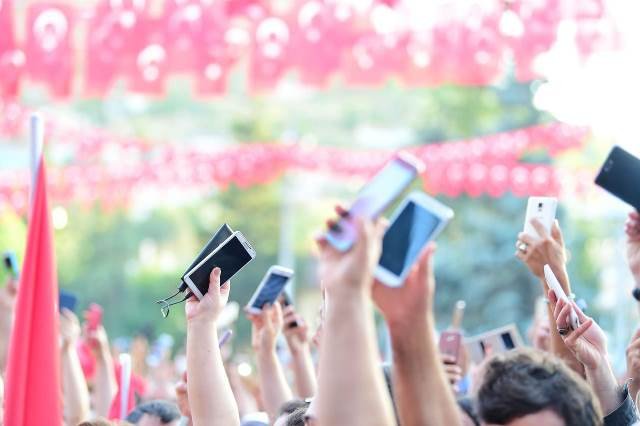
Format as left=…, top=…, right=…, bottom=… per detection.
left=543, top=293, right=576, bottom=304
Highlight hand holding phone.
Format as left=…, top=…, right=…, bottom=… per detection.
left=246, top=266, right=294, bottom=315
left=595, top=146, right=640, bottom=210
left=543, top=265, right=580, bottom=330
left=325, top=152, right=424, bottom=252
left=86, top=303, right=103, bottom=332
left=439, top=331, right=462, bottom=364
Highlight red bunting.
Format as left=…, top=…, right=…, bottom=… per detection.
left=0, top=0, right=24, bottom=99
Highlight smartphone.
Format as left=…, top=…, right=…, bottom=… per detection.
left=59, top=290, right=78, bottom=313
left=439, top=331, right=462, bottom=363
left=595, top=146, right=640, bottom=210
left=523, top=197, right=558, bottom=239
left=464, top=324, right=523, bottom=364
left=543, top=264, right=580, bottom=330
left=326, top=152, right=425, bottom=252
left=375, top=191, right=453, bottom=287
left=179, top=224, right=234, bottom=290
left=246, top=266, right=294, bottom=314
left=3, top=251, right=19, bottom=279
left=183, top=231, right=256, bottom=299
left=86, top=303, right=103, bottom=331
left=278, top=292, right=299, bottom=328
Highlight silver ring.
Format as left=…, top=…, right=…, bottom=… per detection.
left=518, top=242, right=528, bottom=253
left=558, top=327, right=569, bottom=336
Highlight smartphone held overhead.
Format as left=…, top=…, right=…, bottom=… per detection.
left=595, top=145, right=640, bottom=210
left=376, top=191, right=453, bottom=287
left=325, top=152, right=425, bottom=252
left=523, top=196, right=557, bottom=239
left=246, top=265, right=294, bottom=314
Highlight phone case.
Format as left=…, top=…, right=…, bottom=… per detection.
left=178, top=224, right=233, bottom=290
left=439, top=331, right=461, bottom=362
left=523, top=197, right=557, bottom=239
left=595, top=146, right=640, bottom=210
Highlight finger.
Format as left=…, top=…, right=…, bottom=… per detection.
left=326, top=219, right=338, bottom=230
left=272, top=301, right=283, bottom=325
left=547, top=289, right=558, bottom=311
left=632, top=327, right=640, bottom=343
left=530, top=218, right=550, bottom=239
left=551, top=220, right=564, bottom=245
left=570, top=300, right=588, bottom=323
left=565, top=318, right=593, bottom=346
left=220, top=280, right=231, bottom=296
left=630, top=211, right=640, bottom=220
left=517, top=233, right=536, bottom=246
left=553, top=295, right=565, bottom=320
left=416, top=242, right=436, bottom=288
left=314, top=233, right=329, bottom=251
left=557, top=303, right=572, bottom=329
left=208, top=267, right=222, bottom=295
left=334, top=205, right=349, bottom=218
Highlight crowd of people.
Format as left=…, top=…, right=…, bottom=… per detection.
left=2, top=207, right=640, bottom=426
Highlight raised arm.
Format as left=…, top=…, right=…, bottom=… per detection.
left=315, top=217, right=395, bottom=426
left=282, top=304, right=317, bottom=398
left=88, top=325, right=117, bottom=418
left=0, top=279, right=16, bottom=373
left=186, top=268, right=240, bottom=426
left=373, top=244, right=462, bottom=426
left=549, top=290, right=638, bottom=423
left=247, top=302, right=293, bottom=422
left=516, top=219, right=584, bottom=375
left=626, top=328, right=640, bottom=408
left=60, top=309, right=91, bottom=425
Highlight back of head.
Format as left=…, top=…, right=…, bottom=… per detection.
left=286, top=407, right=308, bottom=426
left=477, top=348, right=603, bottom=426
left=126, top=400, right=181, bottom=425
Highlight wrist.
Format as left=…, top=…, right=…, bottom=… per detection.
left=389, top=314, right=435, bottom=349
left=387, top=311, right=434, bottom=338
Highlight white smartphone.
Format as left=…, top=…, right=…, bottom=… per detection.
left=184, top=231, right=256, bottom=299
left=464, top=324, right=523, bottom=364
left=375, top=191, right=453, bottom=287
left=543, top=264, right=580, bottom=330
left=523, top=197, right=558, bottom=239
left=326, top=152, right=425, bottom=252
left=245, top=265, right=294, bottom=315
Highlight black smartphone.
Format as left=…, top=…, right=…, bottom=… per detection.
left=183, top=232, right=256, bottom=299
left=595, top=146, right=640, bottom=210
left=179, top=224, right=234, bottom=290
left=59, top=290, right=78, bottom=313
left=3, top=251, right=19, bottom=279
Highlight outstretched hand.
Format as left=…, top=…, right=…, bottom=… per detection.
left=516, top=219, right=566, bottom=279
left=625, top=211, right=640, bottom=283
left=316, top=209, right=387, bottom=296
left=549, top=289, right=607, bottom=371
left=185, top=267, right=230, bottom=324
left=373, top=243, right=437, bottom=330
left=248, top=302, right=283, bottom=354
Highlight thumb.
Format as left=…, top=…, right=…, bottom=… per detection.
left=208, top=267, right=222, bottom=297
left=551, top=220, right=564, bottom=245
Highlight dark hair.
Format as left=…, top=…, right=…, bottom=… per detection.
left=126, top=400, right=181, bottom=424
left=477, top=349, right=602, bottom=426
left=286, top=407, right=308, bottom=426
left=279, top=399, right=308, bottom=416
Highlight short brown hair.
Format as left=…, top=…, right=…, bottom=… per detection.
left=477, top=348, right=603, bottom=426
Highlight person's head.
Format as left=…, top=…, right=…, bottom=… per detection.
left=477, top=349, right=602, bottom=426
left=274, top=399, right=309, bottom=426
left=126, top=400, right=181, bottom=426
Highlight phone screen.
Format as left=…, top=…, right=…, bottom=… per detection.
left=595, top=146, right=640, bottom=210
left=501, top=332, right=515, bottom=350
left=379, top=200, right=441, bottom=276
left=251, top=273, right=290, bottom=310
left=327, top=158, right=418, bottom=250
left=188, top=235, right=253, bottom=296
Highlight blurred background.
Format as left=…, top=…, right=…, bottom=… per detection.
left=1, top=0, right=639, bottom=371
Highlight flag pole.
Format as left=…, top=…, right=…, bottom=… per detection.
left=29, top=113, right=43, bottom=210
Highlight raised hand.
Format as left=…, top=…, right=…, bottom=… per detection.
left=282, top=305, right=310, bottom=355
left=60, top=309, right=81, bottom=349
left=516, top=219, right=566, bottom=279
left=316, top=211, right=387, bottom=296
left=248, top=302, right=283, bottom=354
left=185, top=267, right=230, bottom=324
left=626, top=328, right=640, bottom=403
left=625, top=212, right=640, bottom=283
left=550, top=290, right=607, bottom=370
left=372, top=243, right=436, bottom=330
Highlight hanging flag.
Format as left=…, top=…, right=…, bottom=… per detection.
left=4, top=115, right=62, bottom=426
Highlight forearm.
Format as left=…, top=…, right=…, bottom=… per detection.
left=93, top=348, right=118, bottom=417
left=187, top=322, right=239, bottom=426
left=61, top=345, right=91, bottom=424
left=290, top=345, right=317, bottom=398
left=318, top=293, right=394, bottom=426
left=257, top=350, right=294, bottom=421
left=541, top=268, right=585, bottom=377
left=586, top=361, right=621, bottom=416
left=390, top=316, right=462, bottom=426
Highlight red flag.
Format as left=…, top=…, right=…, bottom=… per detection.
left=4, top=158, right=62, bottom=425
